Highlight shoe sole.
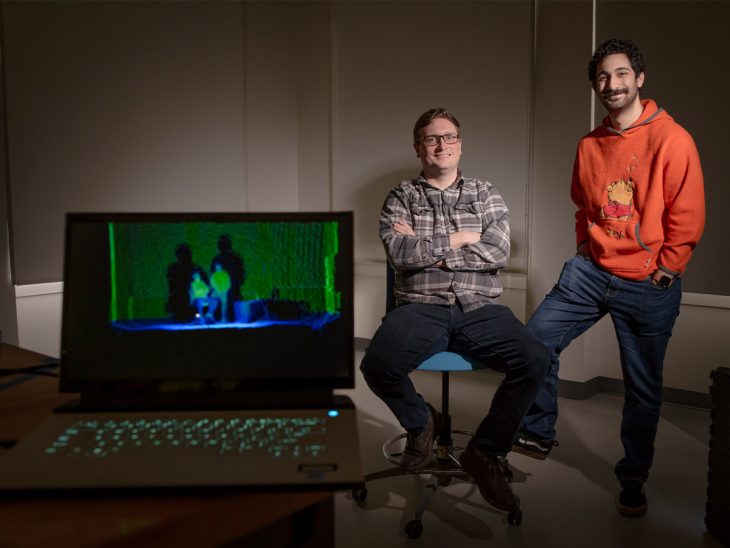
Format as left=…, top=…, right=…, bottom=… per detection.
left=617, top=503, right=647, bottom=517
left=511, top=444, right=549, bottom=461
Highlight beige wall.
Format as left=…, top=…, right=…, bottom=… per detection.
left=332, top=1, right=533, bottom=270
left=245, top=2, right=333, bottom=212
left=595, top=0, right=729, bottom=295
left=528, top=1, right=594, bottom=382
left=2, top=0, right=729, bottom=395
left=528, top=0, right=730, bottom=392
left=3, top=1, right=248, bottom=284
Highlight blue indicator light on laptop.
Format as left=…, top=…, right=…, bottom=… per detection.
left=327, top=410, right=339, bottom=418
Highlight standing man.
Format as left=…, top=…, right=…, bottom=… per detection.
left=360, top=107, right=549, bottom=513
left=210, top=262, right=232, bottom=324
left=211, top=235, right=245, bottom=322
left=514, top=39, right=705, bottom=516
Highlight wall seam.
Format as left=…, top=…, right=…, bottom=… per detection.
left=525, top=0, right=537, bottom=292
left=241, top=1, right=249, bottom=211
left=328, top=0, right=336, bottom=212
left=590, top=0, right=596, bottom=131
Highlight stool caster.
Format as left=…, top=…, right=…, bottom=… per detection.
left=405, top=519, right=423, bottom=539
left=352, top=486, right=368, bottom=502
left=507, top=507, right=523, bottom=526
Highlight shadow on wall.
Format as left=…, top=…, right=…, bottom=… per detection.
left=356, top=167, right=417, bottom=260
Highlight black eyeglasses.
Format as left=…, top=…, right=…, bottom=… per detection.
left=420, top=133, right=460, bottom=146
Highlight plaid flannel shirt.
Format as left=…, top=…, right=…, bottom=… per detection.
left=380, top=174, right=510, bottom=312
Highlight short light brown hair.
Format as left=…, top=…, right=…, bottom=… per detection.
left=413, top=108, right=461, bottom=144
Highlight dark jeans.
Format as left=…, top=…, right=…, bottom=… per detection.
left=520, top=255, right=682, bottom=482
left=360, top=302, right=549, bottom=457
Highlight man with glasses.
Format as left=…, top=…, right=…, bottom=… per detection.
left=360, top=107, right=549, bottom=513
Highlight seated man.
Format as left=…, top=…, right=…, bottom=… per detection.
left=189, top=269, right=218, bottom=324
left=360, top=107, right=549, bottom=512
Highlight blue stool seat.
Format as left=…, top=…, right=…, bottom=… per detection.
left=416, top=351, right=486, bottom=372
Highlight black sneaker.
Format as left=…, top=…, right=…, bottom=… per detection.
left=617, top=480, right=647, bottom=517
left=459, top=443, right=518, bottom=511
left=400, top=404, right=443, bottom=471
left=512, top=431, right=558, bottom=460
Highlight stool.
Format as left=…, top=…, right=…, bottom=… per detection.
left=352, top=351, right=522, bottom=538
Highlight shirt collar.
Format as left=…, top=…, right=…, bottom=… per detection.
left=417, top=170, right=464, bottom=190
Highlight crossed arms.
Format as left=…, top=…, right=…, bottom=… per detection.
left=380, top=180, right=510, bottom=273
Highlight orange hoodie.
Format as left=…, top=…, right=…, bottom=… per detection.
left=571, top=99, right=705, bottom=280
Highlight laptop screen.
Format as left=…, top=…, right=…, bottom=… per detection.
left=59, top=212, right=354, bottom=396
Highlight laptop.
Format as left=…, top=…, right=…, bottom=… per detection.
left=0, top=212, right=362, bottom=493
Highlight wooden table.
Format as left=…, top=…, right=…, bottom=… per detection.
left=0, top=344, right=335, bottom=547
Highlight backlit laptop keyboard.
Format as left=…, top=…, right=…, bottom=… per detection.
left=44, top=416, right=327, bottom=459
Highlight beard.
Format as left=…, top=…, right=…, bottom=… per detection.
left=599, top=86, right=640, bottom=113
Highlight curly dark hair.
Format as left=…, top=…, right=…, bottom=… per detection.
left=588, top=38, right=645, bottom=85
left=413, top=108, right=461, bottom=144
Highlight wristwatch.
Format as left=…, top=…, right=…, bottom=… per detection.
left=655, top=272, right=674, bottom=288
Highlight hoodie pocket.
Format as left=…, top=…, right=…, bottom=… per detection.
left=588, top=219, right=653, bottom=274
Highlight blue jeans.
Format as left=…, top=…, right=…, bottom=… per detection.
left=360, top=302, right=549, bottom=457
left=521, top=255, right=682, bottom=482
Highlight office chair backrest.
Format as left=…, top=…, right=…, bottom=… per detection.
left=386, top=262, right=397, bottom=313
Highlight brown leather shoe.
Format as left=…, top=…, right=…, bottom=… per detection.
left=459, top=443, right=518, bottom=511
left=400, top=404, right=443, bottom=471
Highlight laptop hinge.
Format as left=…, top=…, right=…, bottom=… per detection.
left=55, top=391, right=352, bottom=413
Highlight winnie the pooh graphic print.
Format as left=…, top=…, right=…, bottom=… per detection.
left=601, top=178, right=634, bottom=221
